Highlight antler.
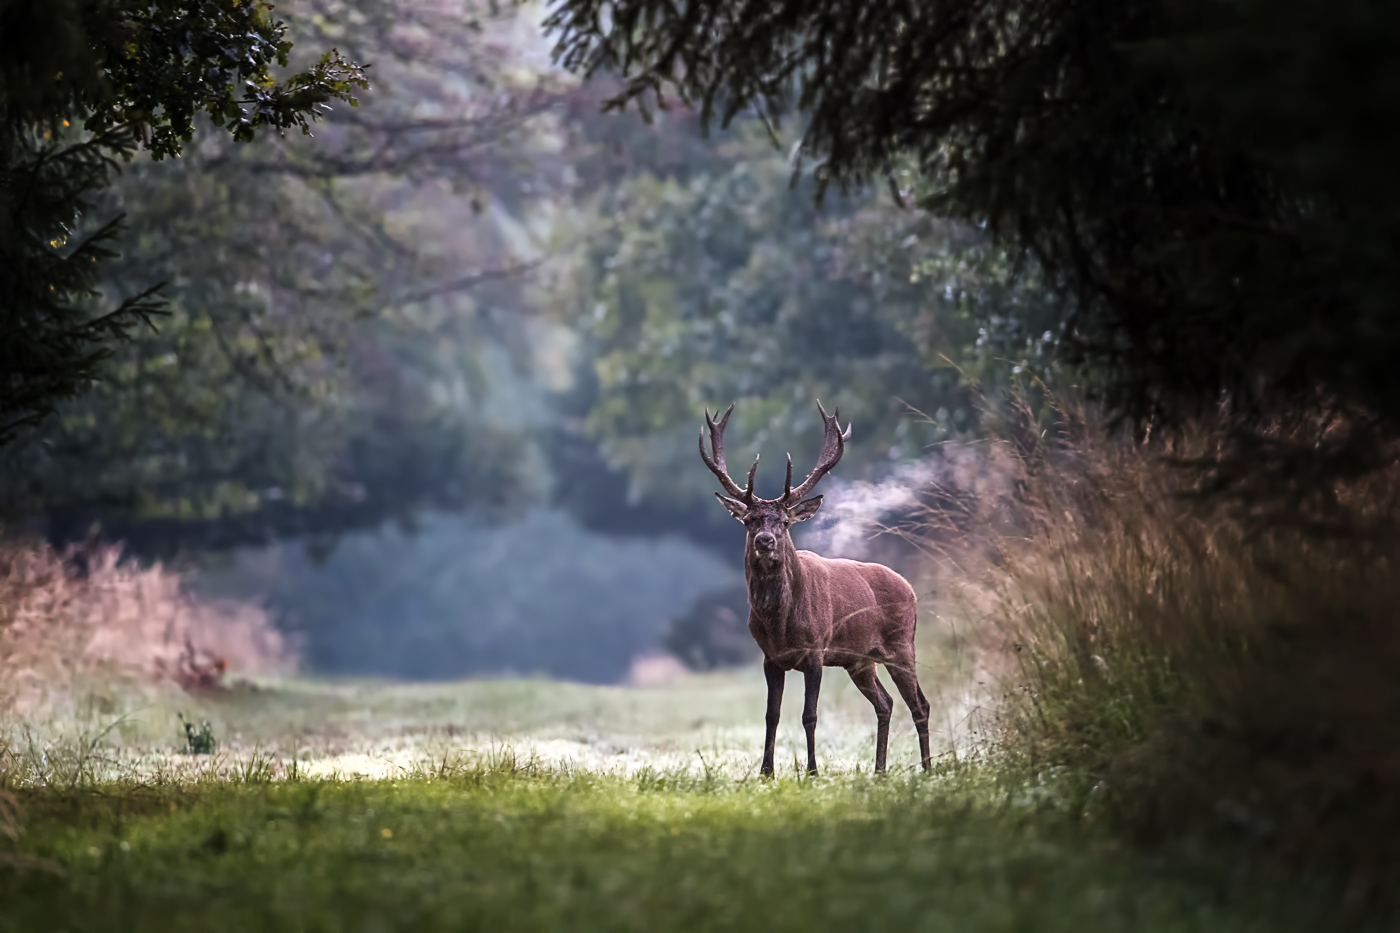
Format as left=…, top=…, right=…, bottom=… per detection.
left=699, top=404, right=758, bottom=502
left=783, top=401, right=852, bottom=504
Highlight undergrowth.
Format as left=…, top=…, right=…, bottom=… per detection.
left=924, top=397, right=1400, bottom=914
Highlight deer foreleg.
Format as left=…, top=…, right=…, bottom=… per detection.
left=761, top=658, right=784, bottom=777
left=801, top=661, right=823, bottom=776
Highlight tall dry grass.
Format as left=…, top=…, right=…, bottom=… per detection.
left=919, top=398, right=1400, bottom=890
left=0, top=539, right=293, bottom=714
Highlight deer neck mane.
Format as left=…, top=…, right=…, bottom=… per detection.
left=745, top=537, right=802, bottom=621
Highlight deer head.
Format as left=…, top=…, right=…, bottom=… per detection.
left=699, top=402, right=852, bottom=570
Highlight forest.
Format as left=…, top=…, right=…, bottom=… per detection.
left=1, top=0, right=1397, bottom=928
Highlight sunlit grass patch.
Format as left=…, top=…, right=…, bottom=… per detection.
left=0, top=668, right=952, bottom=786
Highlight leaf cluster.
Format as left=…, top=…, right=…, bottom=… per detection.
left=2, top=0, right=368, bottom=157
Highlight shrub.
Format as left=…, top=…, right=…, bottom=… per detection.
left=922, top=399, right=1400, bottom=896
left=0, top=539, right=292, bottom=712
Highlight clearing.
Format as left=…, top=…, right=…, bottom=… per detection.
left=0, top=672, right=1308, bottom=931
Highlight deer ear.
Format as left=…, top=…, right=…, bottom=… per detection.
left=715, top=492, right=749, bottom=521
left=787, top=495, right=823, bottom=522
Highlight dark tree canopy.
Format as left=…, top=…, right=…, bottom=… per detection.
left=547, top=0, right=1400, bottom=455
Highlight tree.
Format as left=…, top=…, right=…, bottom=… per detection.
left=0, top=0, right=576, bottom=555
left=0, top=0, right=367, bottom=444
left=546, top=0, right=1400, bottom=492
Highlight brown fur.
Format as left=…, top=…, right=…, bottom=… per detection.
left=701, top=403, right=931, bottom=775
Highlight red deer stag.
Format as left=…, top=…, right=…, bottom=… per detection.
left=699, top=403, right=931, bottom=776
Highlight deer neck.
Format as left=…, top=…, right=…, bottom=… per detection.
left=745, top=537, right=802, bottom=622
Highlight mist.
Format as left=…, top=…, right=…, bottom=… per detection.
left=200, top=510, right=738, bottom=683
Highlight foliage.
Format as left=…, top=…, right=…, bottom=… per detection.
left=551, top=121, right=1053, bottom=513
left=0, top=0, right=367, bottom=156
left=927, top=399, right=1400, bottom=888
left=547, top=0, right=1400, bottom=486
left=0, top=0, right=570, bottom=554
left=0, top=0, right=367, bottom=444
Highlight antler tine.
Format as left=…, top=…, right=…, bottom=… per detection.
left=785, top=400, right=852, bottom=504
left=783, top=453, right=793, bottom=501
left=698, top=403, right=748, bottom=499
left=745, top=454, right=759, bottom=504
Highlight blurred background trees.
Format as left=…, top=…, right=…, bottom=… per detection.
left=2, top=0, right=556, bottom=555
left=550, top=122, right=1051, bottom=507
left=3, top=0, right=1201, bottom=681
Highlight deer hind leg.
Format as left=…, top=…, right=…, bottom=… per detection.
left=848, top=664, right=893, bottom=773
left=761, top=658, right=785, bottom=777
left=801, top=660, right=823, bottom=776
left=886, top=660, right=932, bottom=772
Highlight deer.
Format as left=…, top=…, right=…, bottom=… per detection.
left=700, top=402, right=931, bottom=776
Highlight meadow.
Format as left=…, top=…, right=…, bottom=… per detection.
left=0, top=672, right=1319, bottom=932
left=2, top=403, right=1391, bottom=931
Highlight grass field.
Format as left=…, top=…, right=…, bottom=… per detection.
left=0, top=673, right=1322, bottom=931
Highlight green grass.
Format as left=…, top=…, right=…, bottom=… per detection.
left=0, top=675, right=1324, bottom=931
left=4, top=767, right=1301, bottom=932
